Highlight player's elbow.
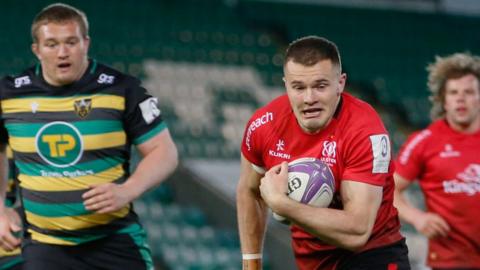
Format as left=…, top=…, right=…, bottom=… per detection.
left=236, top=181, right=260, bottom=202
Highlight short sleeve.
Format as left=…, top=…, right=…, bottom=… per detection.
left=124, top=80, right=167, bottom=145
left=394, top=130, right=429, bottom=181
left=342, top=123, right=393, bottom=186
left=240, top=112, right=267, bottom=168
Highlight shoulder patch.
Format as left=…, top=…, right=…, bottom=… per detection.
left=370, top=134, right=391, bottom=173
left=97, top=73, right=115, bottom=84
left=14, top=76, right=31, bottom=88
left=139, top=97, right=161, bottom=124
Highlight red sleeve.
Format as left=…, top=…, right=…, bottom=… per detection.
left=342, top=117, right=393, bottom=186
left=240, top=110, right=270, bottom=168
left=341, top=104, right=394, bottom=186
left=395, top=130, right=431, bottom=181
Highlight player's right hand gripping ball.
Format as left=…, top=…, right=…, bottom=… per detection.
left=273, top=157, right=335, bottom=224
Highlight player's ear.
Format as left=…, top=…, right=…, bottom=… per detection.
left=31, top=43, right=41, bottom=60
left=83, top=35, right=91, bottom=52
left=337, top=73, right=347, bottom=95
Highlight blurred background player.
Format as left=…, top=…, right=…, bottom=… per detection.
left=0, top=3, right=178, bottom=270
left=394, top=53, right=480, bottom=270
left=237, top=36, right=410, bottom=270
left=0, top=146, right=22, bottom=270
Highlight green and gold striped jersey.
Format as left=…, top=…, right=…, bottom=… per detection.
left=0, top=60, right=166, bottom=245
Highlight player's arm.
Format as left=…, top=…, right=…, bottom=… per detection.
left=83, top=129, right=178, bottom=213
left=260, top=162, right=382, bottom=251
left=237, top=154, right=269, bottom=270
left=393, top=173, right=449, bottom=238
left=0, top=143, right=21, bottom=251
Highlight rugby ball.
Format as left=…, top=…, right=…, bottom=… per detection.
left=273, top=157, right=335, bottom=223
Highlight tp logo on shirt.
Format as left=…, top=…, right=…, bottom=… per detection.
left=35, top=121, right=84, bottom=168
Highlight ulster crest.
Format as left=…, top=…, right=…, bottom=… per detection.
left=74, top=98, right=92, bottom=118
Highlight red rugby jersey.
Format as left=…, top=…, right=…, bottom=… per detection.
left=396, top=119, right=480, bottom=268
left=241, top=93, right=403, bottom=270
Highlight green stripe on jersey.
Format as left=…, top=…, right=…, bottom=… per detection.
left=40, top=233, right=105, bottom=245
left=133, top=122, right=167, bottom=145
left=6, top=120, right=123, bottom=137
left=23, top=198, right=89, bottom=217
left=15, top=156, right=124, bottom=176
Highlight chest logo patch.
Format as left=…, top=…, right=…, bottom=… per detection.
left=320, top=141, right=337, bottom=166
left=269, top=139, right=290, bottom=159
left=74, top=98, right=92, bottom=119
left=439, top=144, right=461, bottom=158
left=35, top=121, right=84, bottom=168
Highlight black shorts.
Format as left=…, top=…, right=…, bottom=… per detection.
left=337, top=238, right=411, bottom=270
left=22, top=232, right=153, bottom=270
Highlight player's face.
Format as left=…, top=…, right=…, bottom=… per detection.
left=32, top=20, right=90, bottom=86
left=284, top=59, right=346, bottom=134
left=444, top=74, right=480, bottom=132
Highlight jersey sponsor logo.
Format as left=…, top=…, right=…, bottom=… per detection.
left=245, top=111, right=273, bottom=151
left=370, top=134, right=391, bottom=173
left=40, top=169, right=94, bottom=178
left=276, top=139, right=285, bottom=151
left=443, top=164, right=480, bottom=196
left=74, top=98, right=92, bottom=118
left=14, top=76, right=31, bottom=88
left=139, top=97, right=161, bottom=124
left=399, top=130, right=431, bottom=165
left=439, top=144, right=461, bottom=158
left=269, top=139, right=290, bottom=159
left=97, top=73, right=115, bottom=84
left=35, top=121, right=84, bottom=168
left=320, top=141, right=337, bottom=165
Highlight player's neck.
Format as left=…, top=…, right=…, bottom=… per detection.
left=447, top=117, right=480, bottom=134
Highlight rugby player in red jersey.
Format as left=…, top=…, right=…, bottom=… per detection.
left=394, top=53, right=480, bottom=270
left=237, top=36, right=410, bottom=270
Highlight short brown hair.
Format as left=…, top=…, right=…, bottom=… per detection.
left=284, top=36, right=342, bottom=73
left=427, top=52, right=480, bottom=120
left=31, top=3, right=89, bottom=43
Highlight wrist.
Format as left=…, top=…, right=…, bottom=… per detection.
left=269, top=194, right=290, bottom=216
left=242, top=253, right=262, bottom=260
left=121, top=179, right=144, bottom=201
left=242, top=253, right=262, bottom=270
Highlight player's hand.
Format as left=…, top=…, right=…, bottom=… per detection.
left=0, top=208, right=21, bottom=251
left=413, top=212, right=450, bottom=239
left=82, top=183, right=134, bottom=214
left=259, top=162, right=288, bottom=211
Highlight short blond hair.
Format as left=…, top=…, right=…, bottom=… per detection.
left=31, top=3, right=89, bottom=43
left=427, top=52, right=480, bottom=120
